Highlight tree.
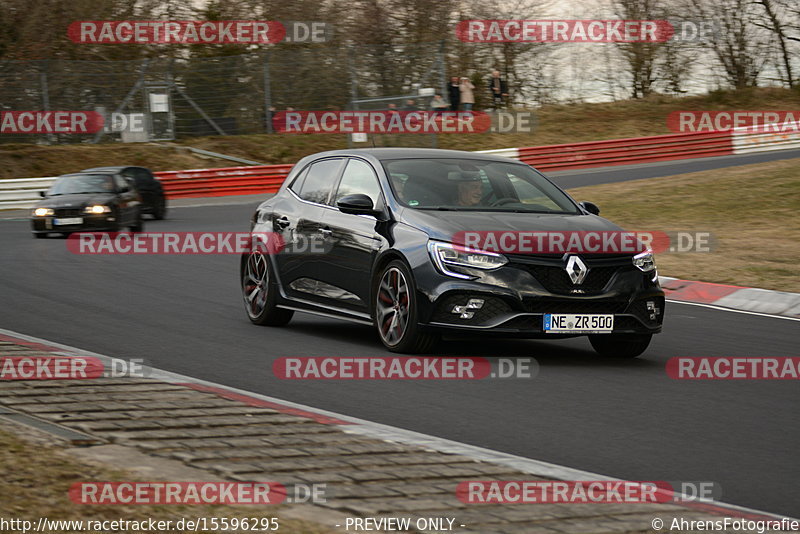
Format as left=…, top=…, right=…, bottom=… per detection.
left=681, top=0, right=774, bottom=88
left=754, top=0, right=795, bottom=87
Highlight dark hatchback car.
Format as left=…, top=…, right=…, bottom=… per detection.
left=31, top=171, right=143, bottom=237
left=241, top=148, right=665, bottom=357
left=82, top=166, right=167, bottom=219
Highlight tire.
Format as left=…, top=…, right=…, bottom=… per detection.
left=589, top=333, right=652, bottom=359
left=153, top=197, right=167, bottom=220
left=241, top=250, right=293, bottom=326
left=373, top=260, right=438, bottom=354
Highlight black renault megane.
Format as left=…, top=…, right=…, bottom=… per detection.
left=241, top=148, right=664, bottom=357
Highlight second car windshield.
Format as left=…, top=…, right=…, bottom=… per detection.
left=383, top=158, right=578, bottom=213
left=49, top=174, right=115, bottom=195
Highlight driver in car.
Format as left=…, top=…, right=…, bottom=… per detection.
left=455, top=173, right=483, bottom=206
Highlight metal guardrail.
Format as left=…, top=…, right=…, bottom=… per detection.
left=157, top=164, right=294, bottom=198
left=517, top=131, right=733, bottom=171
left=0, top=177, right=56, bottom=209
left=731, top=123, right=800, bottom=154
left=2, top=123, right=798, bottom=210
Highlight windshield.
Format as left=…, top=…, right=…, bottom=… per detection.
left=383, top=158, right=579, bottom=213
left=48, top=174, right=114, bottom=195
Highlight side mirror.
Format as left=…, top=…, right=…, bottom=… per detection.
left=337, top=193, right=379, bottom=216
left=39, top=191, right=46, bottom=198
left=579, top=201, right=600, bottom=215
left=119, top=186, right=130, bottom=193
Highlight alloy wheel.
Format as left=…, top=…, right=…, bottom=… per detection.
left=243, top=251, right=269, bottom=319
left=376, top=267, right=410, bottom=345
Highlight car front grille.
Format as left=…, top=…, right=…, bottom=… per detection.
left=508, top=254, right=635, bottom=294
left=53, top=208, right=83, bottom=217
left=521, top=264, right=621, bottom=293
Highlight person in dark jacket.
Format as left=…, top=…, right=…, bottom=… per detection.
left=447, top=76, right=461, bottom=111
left=488, top=70, right=509, bottom=109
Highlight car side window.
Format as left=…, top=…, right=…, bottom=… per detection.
left=335, top=159, right=382, bottom=206
left=288, top=166, right=310, bottom=196
left=298, top=159, right=343, bottom=205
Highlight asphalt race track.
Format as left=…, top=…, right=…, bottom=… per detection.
left=550, top=148, right=800, bottom=188
left=1, top=157, right=798, bottom=517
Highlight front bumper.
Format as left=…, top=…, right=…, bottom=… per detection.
left=415, top=253, right=664, bottom=337
left=31, top=214, right=118, bottom=233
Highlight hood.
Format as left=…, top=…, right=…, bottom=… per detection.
left=36, top=193, right=116, bottom=209
left=398, top=208, right=624, bottom=242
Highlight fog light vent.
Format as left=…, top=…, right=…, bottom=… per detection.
left=451, top=299, right=484, bottom=320
left=466, top=299, right=484, bottom=309
left=646, top=300, right=661, bottom=320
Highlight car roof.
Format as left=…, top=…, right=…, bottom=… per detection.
left=303, top=148, right=523, bottom=164
left=60, top=171, right=117, bottom=177
left=81, top=166, right=150, bottom=172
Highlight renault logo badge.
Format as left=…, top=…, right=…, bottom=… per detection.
left=565, top=255, right=588, bottom=285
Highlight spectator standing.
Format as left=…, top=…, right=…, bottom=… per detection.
left=430, top=94, right=449, bottom=113
left=459, top=77, right=475, bottom=111
left=487, top=70, right=509, bottom=109
left=447, top=76, right=461, bottom=111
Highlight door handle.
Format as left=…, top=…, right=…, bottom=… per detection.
left=275, top=217, right=291, bottom=228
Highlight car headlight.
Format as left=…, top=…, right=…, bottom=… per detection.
left=84, top=205, right=111, bottom=214
left=427, top=241, right=507, bottom=279
left=633, top=249, right=656, bottom=272
left=32, top=208, right=53, bottom=217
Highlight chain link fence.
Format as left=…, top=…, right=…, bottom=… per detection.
left=0, top=42, right=447, bottom=145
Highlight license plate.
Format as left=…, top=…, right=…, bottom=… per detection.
left=544, top=314, right=614, bottom=334
left=54, top=217, right=83, bottom=225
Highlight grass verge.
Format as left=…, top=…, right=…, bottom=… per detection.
left=566, top=158, right=800, bottom=293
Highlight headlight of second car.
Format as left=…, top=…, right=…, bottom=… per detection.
left=427, top=241, right=507, bottom=279
left=84, top=205, right=111, bottom=214
left=32, top=208, right=54, bottom=217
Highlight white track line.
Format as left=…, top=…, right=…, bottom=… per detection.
left=666, top=299, right=800, bottom=322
